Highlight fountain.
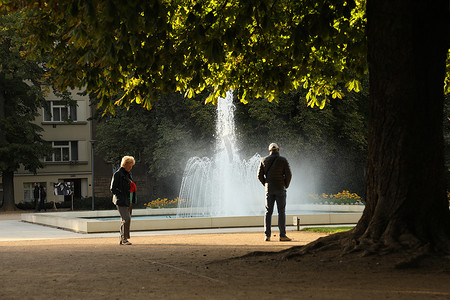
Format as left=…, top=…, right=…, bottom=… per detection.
left=22, top=93, right=365, bottom=233
left=177, top=90, right=263, bottom=217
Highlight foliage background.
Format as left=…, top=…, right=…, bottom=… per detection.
left=95, top=79, right=369, bottom=201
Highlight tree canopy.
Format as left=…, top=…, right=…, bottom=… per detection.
left=2, top=0, right=370, bottom=112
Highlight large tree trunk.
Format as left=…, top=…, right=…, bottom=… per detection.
left=281, top=2, right=450, bottom=265
left=282, top=0, right=450, bottom=260
left=351, top=0, right=450, bottom=253
left=0, top=80, right=14, bottom=211
left=1, top=171, right=16, bottom=211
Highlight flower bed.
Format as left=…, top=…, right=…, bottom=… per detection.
left=144, top=197, right=179, bottom=208
left=307, top=190, right=363, bottom=205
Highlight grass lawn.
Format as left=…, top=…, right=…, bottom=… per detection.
left=301, top=226, right=354, bottom=234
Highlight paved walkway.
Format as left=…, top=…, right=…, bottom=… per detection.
left=0, top=212, right=281, bottom=242
left=1, top=211, right=352, bottom=242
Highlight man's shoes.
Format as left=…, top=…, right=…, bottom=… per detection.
left=120, top=240, right=132, bottom=245
left=279, top=236, right=291, bottom=241
left=264, top=236, right=270, bottom=242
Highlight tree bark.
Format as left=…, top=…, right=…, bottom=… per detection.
left=351, top=0, right=450, bottom=253
left=0, top=76, right=16, bottom=211
left=0, top=78, right=5, bottom=146
left=0, top=80, right=14, bottom=211
left=1, top=171, right=16, bottom=211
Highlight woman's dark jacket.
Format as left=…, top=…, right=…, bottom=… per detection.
left=257, top=151, right=292, bottom=193
left=110, top=167, right=136, bottom=206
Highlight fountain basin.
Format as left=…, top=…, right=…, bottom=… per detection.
left=21, top=205, right=364, bottom=233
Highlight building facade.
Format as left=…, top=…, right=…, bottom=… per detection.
left=11, top=88, right=94, bottom=205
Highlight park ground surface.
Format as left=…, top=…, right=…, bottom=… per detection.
left=0, top=212, right=449, bottom=299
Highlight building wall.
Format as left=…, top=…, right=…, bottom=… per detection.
left=12, top=88, right=93, bottom=204
left=93, top=155, right=113, bottom=198
left=6, top=87, right=155, bottom=206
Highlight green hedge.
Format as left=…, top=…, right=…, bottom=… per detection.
left=16, top=196, right=148, bottom=211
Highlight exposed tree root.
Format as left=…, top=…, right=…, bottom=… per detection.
left=394, top=253, right=428, bottom=269
left=237, top=250, right=281, bottom=259
left=280, top=231, right=349, bottom=259
left=0, top=206, right=19, bottom=212
left=224, top=229, right=450, bottom=271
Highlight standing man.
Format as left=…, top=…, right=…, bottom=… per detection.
left=257, top=143, right=292, bottom=241
left=38, top=185, right=47, bottom=212
left=111, top=156, right=136, bottom=245
left=33, top=183, right=40, bottom=212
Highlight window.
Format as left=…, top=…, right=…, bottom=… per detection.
left=24, top=183, right=46, bottom=203
left=23, top=183, right=35, bottom=203
left=43, top=101, right=77, bottom=122
left=45, top=141, right=78, bottom=162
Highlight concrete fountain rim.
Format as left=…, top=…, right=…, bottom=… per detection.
left=21, top=204, right=364, bottom=234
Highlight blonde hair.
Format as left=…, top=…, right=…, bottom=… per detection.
left=121, top=156, right=135, bottom=168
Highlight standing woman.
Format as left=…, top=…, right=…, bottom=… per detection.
left=110, top=156, right=137, bottom=245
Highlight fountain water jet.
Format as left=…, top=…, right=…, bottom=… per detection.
left=177, top=91, right=262, bottom=217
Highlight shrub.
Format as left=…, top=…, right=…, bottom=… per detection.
left=15, top=196, right=146, bottom=211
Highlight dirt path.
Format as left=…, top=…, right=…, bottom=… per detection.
left=1, top=230, right=450, bottom=299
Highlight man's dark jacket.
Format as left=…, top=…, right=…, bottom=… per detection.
left=34, top=185, right=40, bottom=199
left=257, top=151, right=292, bottom=193
left=110, top=167, right=136, bottom=206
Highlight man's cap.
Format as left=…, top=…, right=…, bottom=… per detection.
left=268, top=143, right=279, bottom=151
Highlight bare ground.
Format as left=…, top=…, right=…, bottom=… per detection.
left=1, top=227, right=450, bottom=300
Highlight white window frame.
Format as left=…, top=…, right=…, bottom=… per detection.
left=23, top=183, right=35, bottom=203
left=43, top=101, right=77, bottom=122
left=45, top=141, right=76, bottom=162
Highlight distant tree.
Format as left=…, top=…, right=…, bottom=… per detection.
left=95, top=92, right=215, bottom=197
left=444, top=95, right=450, bottom=188
left=96, top=85, right=369, bottom=198
left=95, top=105, right=149, bottom=165
left=0, top=12, right=51, bottom=210
left=235, top=80, right=369, bottom=195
